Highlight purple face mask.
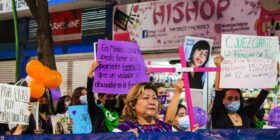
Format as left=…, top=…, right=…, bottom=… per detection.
left=158, top=95, right=167, bottom=105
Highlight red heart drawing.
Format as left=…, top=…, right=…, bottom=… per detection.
left=134, top=5, right=139, bottom=13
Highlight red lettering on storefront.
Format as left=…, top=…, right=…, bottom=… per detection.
left=153, top=0, right=230, bottom=25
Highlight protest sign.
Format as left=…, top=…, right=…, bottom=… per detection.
left=68, top=105, right=92, bottom=134
left=184, top=36, right=213, bottom=90
left=31, top=102, right=39, bottom=129
left=0, top=83, right=30, bottom=125
left=51, top=113, right=71, bottom=134
left=220, top=34, right=279, bottom=88
left=93, top=40, right=149, bottom=94
left=268, top=106, right=280, bottom=128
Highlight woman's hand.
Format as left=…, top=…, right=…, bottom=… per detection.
left=146, top=67, right=151, bottom=75
left=88, top=60, right=100, bottom=78
left=263, top=88, right=274, bottom=92
left=34, top=129, right=43, bottom=135
left=67, top=118, right=73, bottom=132
left=189, top=124, right=199, bottom=132
left=175, top=79, right=184, bottom=93
left=214, top=55, right=224, bottom=67
left=128, top=128, right=139, bottom=137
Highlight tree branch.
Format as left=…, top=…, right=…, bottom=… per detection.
left=24, top=0, right=40, bottom=24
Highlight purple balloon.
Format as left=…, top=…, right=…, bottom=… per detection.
left=268, top=106, right=280, bottom=128
left=193, top=107, right=208, bottom=127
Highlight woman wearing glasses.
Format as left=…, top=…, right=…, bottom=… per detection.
left=211, top=55, right=271, bottom=128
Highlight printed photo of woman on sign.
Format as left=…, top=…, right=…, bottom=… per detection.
left=184, top=36, right=213, bottom=90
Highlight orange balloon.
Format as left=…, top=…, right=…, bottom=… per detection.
left=28, top=79, right=45, bottom=98
left=42, top=70, right=62, bottom=88
left=44, top=66, right=51, bottom=72
left=26, top=60, right=45, bottom=80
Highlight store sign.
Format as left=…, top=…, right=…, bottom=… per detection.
left=0, top=0, right=78, bottom=13
left=113, top=0, right=280, bottom=50
left=220, top=34, right=279, bottom=88
left=50, top=9, right=82, bottom=44
left=0, top=0, right=28, bottom=13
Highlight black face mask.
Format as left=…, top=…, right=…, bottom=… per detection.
left=97, top=100, right=102, bottom=105
left=39, top=104, right=49, bottom=113
left=104, top=99, right=116, bottom=110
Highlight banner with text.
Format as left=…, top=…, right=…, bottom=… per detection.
left=220, top=34, right=279, bottom=88
left=113, top=0, right=280, bottom=50
left=0, top=84, right=30, bottom=125
left=93, top=40, right=149, bottom=94
left=50, top=9, right=82, bottom=44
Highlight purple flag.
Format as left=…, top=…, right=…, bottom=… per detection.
left=49, top=88, right=61, bottom=101
left=93, top=40, right=149, bottom=94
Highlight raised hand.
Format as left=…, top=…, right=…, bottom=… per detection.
left=214, top=55, right=224, bottom=67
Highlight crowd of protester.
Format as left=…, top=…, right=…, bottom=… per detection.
left=0, top=56, right=274, bottom=136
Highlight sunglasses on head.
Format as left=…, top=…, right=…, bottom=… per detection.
left=226, top=96, right=240, bottom=102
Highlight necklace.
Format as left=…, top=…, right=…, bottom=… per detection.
left=230, top=113, right=239, bottom=123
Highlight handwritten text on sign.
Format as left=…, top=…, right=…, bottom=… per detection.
left=0, top=84, right=30, bottom=125
left=68, top=105, right=92, bottom=134
left=93, top=40, right=149, bottom=94
left=220, top=34, right=279, bottom=88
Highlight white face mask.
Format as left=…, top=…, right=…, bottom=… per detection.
left=178, top=115, right=190, bottom=130
left=79, top=95, right=88, bottom=104
left=65, top=101, right=70, bottom=107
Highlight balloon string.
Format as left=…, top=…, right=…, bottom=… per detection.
left=14, top=78, right=25, bottom=85
left=19, top=78, right=26, bottom=86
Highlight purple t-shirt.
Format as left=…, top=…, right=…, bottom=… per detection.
left=115, top=119, right=172, bottom=133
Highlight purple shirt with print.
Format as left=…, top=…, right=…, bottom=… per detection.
left=116, top=119, right=172, bottom=133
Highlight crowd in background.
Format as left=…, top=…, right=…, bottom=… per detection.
left=0, top=55, right=274, bottom=136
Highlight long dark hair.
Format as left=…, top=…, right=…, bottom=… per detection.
left=70, top=87, right=87, bottom=106
left=221, top=89, right=244, bottom=110
left=56, top=95, right=71, bottom=114
left=188, top=40, right=210, bottom=67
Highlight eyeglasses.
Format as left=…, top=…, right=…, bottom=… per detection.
left=226, top=96, right=240, bottom=101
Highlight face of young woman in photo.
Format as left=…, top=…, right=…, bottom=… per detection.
left=192, top=48, right=209, bottom=67
left=135, top=89, right=159, bottom=119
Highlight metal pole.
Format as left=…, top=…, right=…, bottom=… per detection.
left=11, top=0, right=20, bottom=81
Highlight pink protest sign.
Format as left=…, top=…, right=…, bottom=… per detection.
left=93, top=40, right=149, bottom=94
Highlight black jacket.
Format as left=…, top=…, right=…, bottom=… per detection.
left=87, top=77, right=123, bottom=132
left=211, top=89, right=269, bottom=129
